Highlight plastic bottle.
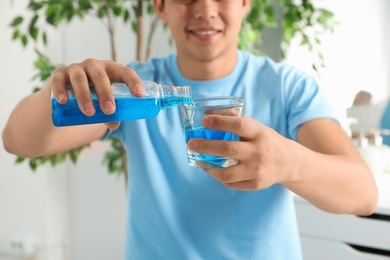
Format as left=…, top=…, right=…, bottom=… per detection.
left=52, top=80, right=192, bottom=127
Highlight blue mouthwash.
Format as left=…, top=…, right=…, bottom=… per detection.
left=184, top=127, right=240, bottom=167
left=52, top=80, right=192, bottom=127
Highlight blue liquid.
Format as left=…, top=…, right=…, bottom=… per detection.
left=52, top=95, right=193, bottom=127
left=184, top=127, right=239, bottom=167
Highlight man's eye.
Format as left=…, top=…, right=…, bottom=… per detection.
left=173, top=0, right=230, bottom=4
left=174, top=0, right=195, bottom=4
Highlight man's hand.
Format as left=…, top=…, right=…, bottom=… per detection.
left=48, top=58, right=145, bottom=129
left=187, top=115, right=295, bottom=190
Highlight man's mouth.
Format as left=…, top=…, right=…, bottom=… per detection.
left=191, top=30, right=219, bottom=36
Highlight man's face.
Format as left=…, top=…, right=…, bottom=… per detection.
left=154, top=0, right=250, bottom=62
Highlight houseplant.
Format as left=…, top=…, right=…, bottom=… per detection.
left=9, top=0, right=337, bottom=175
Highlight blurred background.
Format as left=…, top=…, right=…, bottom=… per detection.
left=1, top=0, right=390, bottom=259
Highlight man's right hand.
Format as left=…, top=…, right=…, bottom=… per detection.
left=48, top=58, right=145, bottom=130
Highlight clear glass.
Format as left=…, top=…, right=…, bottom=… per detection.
left=181, top=96, right=245, bottom=168
left=52, top=80, right=192, bottom=127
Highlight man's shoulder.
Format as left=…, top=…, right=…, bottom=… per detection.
left=238, top=51, right=316, bottom=94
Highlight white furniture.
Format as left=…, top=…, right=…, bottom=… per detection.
left=294, top=174, right=390, bottom=259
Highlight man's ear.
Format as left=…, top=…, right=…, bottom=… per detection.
left=153, top=0, right=167, bottom=23
left=242, top=0, right=252, bottom=14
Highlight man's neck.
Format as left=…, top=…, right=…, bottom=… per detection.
left=176, top=50, right=238, bottom=81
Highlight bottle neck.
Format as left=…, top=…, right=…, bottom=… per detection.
left=159, top=84, right=191, bottom=99
left=158, top=84, right=192, bottom=109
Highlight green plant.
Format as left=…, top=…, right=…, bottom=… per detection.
left=9, top=0, right=336, bottom=175
left=242, top=0, right=338, bottom=70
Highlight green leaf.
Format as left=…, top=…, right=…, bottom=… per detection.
left=15, top=157, right=25, bottom=164
left=113, top=6, right=123, bottom=16
left=72, top=9, right=80, bottom=19
left=29, top=159, right=37, bottom=171
left=132, top=5, right=139, bottom=16
left=29, top=14, right=39, bottom=28
left=46, top=14, right=56, bottom=26
left=300, top=35, right=309, bottom=46
left=42, top=31, right=47, bottom=45
left=79, top=0, right=93, bottom=10
left=29, top=14, right=40, bottom=40
left=67, top=12, right=74, bottom=22
left=10, top=16, right=23, bottom=27
left=30, top=28, right=39, bottom=41
left=45, top=4, right=58, bottom=17
left=131, top=21, right=138, bottom=33
left=146, top=4, right=155, bottom=15
left=70, top=151, right=78, bottom=163
left=97, top=7, right=105, bottom=18
left=319, top=9, right=334, bottom=19
left=318, top=52, right=324, bottom=61
left=33, top=87, right=41, bottom=93
left=312, top=63, right=318, bottom=72
left=12, top=30, right=20, bottom=40
left=28, top=1, right=43, bottom=11
left=123, top=9, right=130, bottom=22
left=21, top=35, right=28, bottom=47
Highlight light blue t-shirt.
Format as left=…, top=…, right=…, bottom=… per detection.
left=105, top=50, right=337, bottom=260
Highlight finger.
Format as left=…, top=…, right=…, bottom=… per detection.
left=50, top=67, right=69, bottom=104
left=204, top=106, right=242, bottom=116
left=187, top=138, right=251, bottom=160
left=202, top=115, right=259, bottom=140
left=84, top=63, right=115, bottom=115
left=68, top=64, right=95, bottom=116
left=205, top=166, right=272, bottom=191
left=103, top=61, right=145, bottom=97
left=224, top=180, right=266, bottom=191
left=105, top=122, right=120, bottom=130
left=205, top=164, right=251, bottom=184
left=67, top=63, right=95, bottom=116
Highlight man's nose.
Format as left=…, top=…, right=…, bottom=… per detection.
left=193, top=0, right=217, bottom=20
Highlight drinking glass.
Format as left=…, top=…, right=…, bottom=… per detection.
left=181, top=96, right=245, bottom=168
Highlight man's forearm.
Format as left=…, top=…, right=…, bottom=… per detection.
left=284, top=145, right=378, bottom=216
left=2, top=88, right=59, bottom=157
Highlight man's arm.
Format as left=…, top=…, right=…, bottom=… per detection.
left=188, top=116, right=378, bottom=216
left=2, top=83, right=107, bottom=158
left=286, top=118, right=378, bottom=215
left=2, top=59, right=144, bottom=158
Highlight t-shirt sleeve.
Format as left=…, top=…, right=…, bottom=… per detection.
left=284, top=69, right=339, bottom=141
left=101, top=128, right=116, bottom=141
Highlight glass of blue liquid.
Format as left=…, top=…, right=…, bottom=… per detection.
left=181, top=97, right=245, bottom=168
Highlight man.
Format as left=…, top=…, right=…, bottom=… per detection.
left=2, top=0, right=378, bottom=259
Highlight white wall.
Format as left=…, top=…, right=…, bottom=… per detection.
left=286, top=0, right=390, bottom=129
left=0, top=1, right=68, bottom=259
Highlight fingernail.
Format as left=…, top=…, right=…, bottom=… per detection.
left=203, top=116, right=212, bottom=127
left=105, top=100, right=114, bottom=110
left=135, top=84, right=144, bottom=95
left=187, top=139, right=197, bottom=150
left=58, top=93, right=66, bottom=103
left=84, top=102, right=94, bottom=112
